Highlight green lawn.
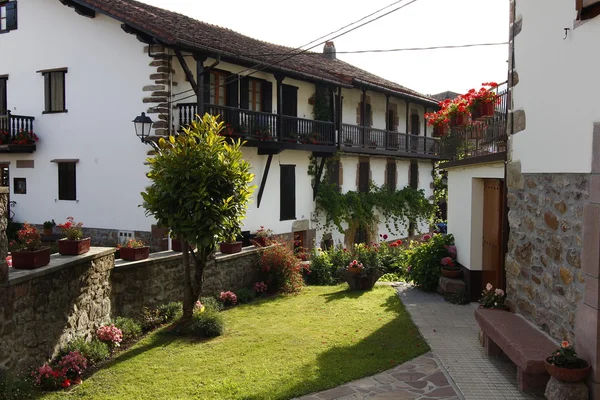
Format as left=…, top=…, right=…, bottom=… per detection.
left=43, top=285, right=428, bottom=400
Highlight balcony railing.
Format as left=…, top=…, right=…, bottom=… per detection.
left=0, top=111, right=35, bottom=140
left=177, top=103, right=440, bottom=157
left=0, top=111, right=37, bottom=153
left=439, top=84, right=509, bottom=161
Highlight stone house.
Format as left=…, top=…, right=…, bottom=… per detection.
left=0, top=0, right=442, bottom=250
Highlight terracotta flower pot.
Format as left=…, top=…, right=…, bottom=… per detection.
left=58, top=237, right=91, bottom=256
left=450, top=114, right=471, bottom=128
left=440, top=267, right=462, bottom=278
left=348, top=266, right=363, bottom=275
left=11, top=247, right=51, bottom=270
left=219, top=241, right=242, bottom=254
left=476, top=102, right=495, bottom=120
left=545, top=359, right=591, bottom=383
left=433, top=124, right=449, bottom=137
left=119, top=246, right=150, bottom=261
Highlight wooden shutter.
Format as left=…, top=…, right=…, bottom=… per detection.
left=262, top=81, right=273, bottom=113
left=240, top=77, right=250, bottom=110
left=358, top=161, right=370, bottom=193
left=328, top=161, right=340, bottom=192
left=386, top=162, right=397, bottom=192
left=203, top=72, right=210, bottom=104
left=409, top=160, right=419, bottom=189
left=0, top=78, right=6, bottom=112
left=58, top=162, right=76, bottom=201
left=6, top=2, right=17, bottom=31
left=280, top=165, right=296, bottom=220
left=366, top=103, right=373, bottom=126
left=225, top=75, right=238, bottom=108
left=578, top=0, right=600, bottom=20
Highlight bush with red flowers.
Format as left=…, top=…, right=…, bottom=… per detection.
left=218, top=291, right=238, bottom=306
left=259, top=243, right=307, bottom=293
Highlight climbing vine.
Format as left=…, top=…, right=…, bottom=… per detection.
left=311, top=85, right=332, bottom=121
left=308, top=155, right=434, bottom=235
left=432, top=164, right=448, bottom=223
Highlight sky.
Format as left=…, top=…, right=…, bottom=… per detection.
left=137, top=0, right=508, bottom=97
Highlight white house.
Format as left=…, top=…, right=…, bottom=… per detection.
left=0, top=0, right=441, bottom=251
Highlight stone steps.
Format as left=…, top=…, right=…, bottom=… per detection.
left=437, top=276, right=466, bottom=295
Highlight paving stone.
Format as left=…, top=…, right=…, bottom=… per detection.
left=372, top=373, right=396, bottom=384
left=315, top=386, right=356, bottom=400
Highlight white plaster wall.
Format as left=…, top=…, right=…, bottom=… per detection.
left=446, top=162, right=504, bottom=270
left=0, top=0, right=154, bottom=231
left=512, top=1, right=600, bottom=173
left=417, top=161, right=434, bottom=234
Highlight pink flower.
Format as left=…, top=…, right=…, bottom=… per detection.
left=422, top=234, right=432, bottom=241
left=253, top=281, right=268, bottom=293
left=561, top=340, right=570, bottom=349
left=219, top=291, right=238, bottom=305
left=96, top=324, right=123, bottom=346
left=441, top=257, right=454, bottom=267
left=383, top=234, right=388, bottom=240
left=494, top=288, right=504, bottom=297
left=486, top=283, right=493, bottom=291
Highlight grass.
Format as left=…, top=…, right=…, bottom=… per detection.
left=41, top=285, right=428, bottom=400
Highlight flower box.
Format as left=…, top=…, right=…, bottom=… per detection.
left=219, top=241, right=242, bottom=254
left=119, top=246, right=150, bottom=261
left=477, top=102, right=495, bottom=119
left=11, top=247, right=51, bottom=270
left=545, top=359, right=591, bottom=383
left=432, top=124, right=449, bottom=137
left=58, top=237, right=91, bottom=256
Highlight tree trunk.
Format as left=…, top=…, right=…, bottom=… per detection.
left=181, top=241, right=195, bottom=322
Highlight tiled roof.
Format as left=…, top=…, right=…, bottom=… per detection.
left=431, top=91, right=461, bottom=101
left=70, top=0, right=437, bottom=104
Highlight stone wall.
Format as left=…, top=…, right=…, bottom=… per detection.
left=0, top=247, right=262, bottom=372
left=506, top=173, right=588, bottom=342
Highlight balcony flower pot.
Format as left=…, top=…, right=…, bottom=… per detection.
left=440, top=266, right=462, bottom=278
left=450, top=114, right=471, bottom=128
left=544, top=359, right=591, bottom=383
left=58, top=237, right=91, bottom=255
left=11, top=247, right=51, bottom=270
left=433, top=124, right=449, bottom=137
left=474, top=102, right=495, bottom=120
left=120, top=246, right=150, bottom=261
left=219, top=241, right=242, bottom=254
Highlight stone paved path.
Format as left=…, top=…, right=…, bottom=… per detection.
left=296, top=352, right=460, bottom=400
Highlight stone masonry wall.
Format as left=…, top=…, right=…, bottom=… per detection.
left=506, top=173, right=588, bottom=342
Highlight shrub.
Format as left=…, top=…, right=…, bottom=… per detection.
left=305, top=249, right=337, bottom=285
left=259, top=244, right=305, bottom=293
left=379, top=272, right=402, bottom=282
left=113, top=317, right=143, bottom=341
left=62, top=337, right=110, bottom=365
left=189, top=310, right=224, bottom=338
left=218, top=291, right=238, bottom=306
left=96, top=324, right=123, bottom=347
left=199, top=296, right=224, bottom=312
left=0, top=372, right=36, bottom=400
left=141, top=306, right=163, bottom=330
left=157, top=302, right=183, bottom=323
left=253, top=281, right=268, bottom=294
left=57, top=351, right=87, bottom=381
left=236, top=288, right=256, bottom=304
left=405, top=233, right=455, bottom=292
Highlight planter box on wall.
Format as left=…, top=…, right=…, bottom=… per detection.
left=58, top=238, right=91, bottom=256
left=219, top=242, right=242, bottom=254
left=11, top=247, right=51, bottom=270
left=120, top=246, right=150, bottom=261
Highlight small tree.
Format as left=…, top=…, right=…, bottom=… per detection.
left=141, top=114, right=255, bottom=321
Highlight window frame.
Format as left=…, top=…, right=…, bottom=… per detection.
left=209, top=70, right=227, bottom=106
left=0, top=1, right=17, bottom=33
left=57, top=161, right=77, bottom=201
left=249, top=79, right=262, bottom=112
left=0, top=76, right=7, bottom=112
left=279, top=164, right=296, bottom=221
left=41, top=69, right=68, bottom=114
left=577, top=0, right=600, bottom=20
left=386, top=161, right=397, bottom=192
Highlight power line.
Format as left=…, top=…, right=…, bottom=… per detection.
left=171, top=0, right=420, bottom=102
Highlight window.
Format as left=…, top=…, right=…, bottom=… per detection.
left=58, top=162, right=76, bottom=200
left=328, top=160, right=341, bottom=192
left=280, top=165, right=296, bottom=221
left=0, top=77, right=6, bottom=112
left=249, top=79, right=262, bottom=112
left=209, top=71, right=226, bottom=106
left=0, top=1, right=17, bottom=33
left=386, top=162, right=397, bottom=192
left=577, top=0, right=600, bottom=20
left=43, top=70, right=67, bottom=113
left=358, top=160, right=370, bottom=193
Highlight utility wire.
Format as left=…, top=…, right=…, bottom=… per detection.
left=170, top=0, right=420, bottom=101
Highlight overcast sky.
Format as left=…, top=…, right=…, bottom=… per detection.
left=138, top=0, right=508, bottom=96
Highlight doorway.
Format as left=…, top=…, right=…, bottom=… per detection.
left=482, top=179, right=504, bottom=289
left=410, top=113, right=420, bottom=152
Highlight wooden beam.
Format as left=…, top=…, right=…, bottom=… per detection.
left=194, top=54, right=207, bottom=118
left=256, top=154, right=273, bottom=208
left=59, top=0, right=96, bottom=18
left=312, top=157, right=327, bottom=201
left=175, top=49, right=198, bottom=94
left=120, top=24, right=154, bottom=44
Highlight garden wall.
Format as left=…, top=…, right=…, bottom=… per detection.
left=0, top=247, right=262, bottom=372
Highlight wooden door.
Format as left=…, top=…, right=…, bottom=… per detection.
left=482, top=179, right=504, bottom=289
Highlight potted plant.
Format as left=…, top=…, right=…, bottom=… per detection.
left=545, top=341, right=591, bottom=382
left=219, top=232, right=243, bottom=254
left=43, top=220, right=56, bottom=236
left=479, top=283, right=508, bottom=310
left=347, top=259, right=364, bottom=275
left=119, top=239, right=150, bottom=261
left=443, top=97, right=471, bottom=128
left=57, top=217, right=91, bottom=256
left=440, top=256, right=461, bottom=278
left=252, top=226, right=273, bottom=247
left=467, top=82, right=498, bottom=120
left=10, top=223, right=51, bottom=269
left=9, top=129, right=39, bottom=151
left=426, top=110, right=450, bottom=137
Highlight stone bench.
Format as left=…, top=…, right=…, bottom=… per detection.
left=475, top=307, right=557, bottom=393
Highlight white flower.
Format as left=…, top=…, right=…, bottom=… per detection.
left=494, top=302, right=497, bottom=306
left=486, top=283, right=493, bottom=291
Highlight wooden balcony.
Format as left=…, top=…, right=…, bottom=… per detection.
left=0, top=111, right=37, bottom=153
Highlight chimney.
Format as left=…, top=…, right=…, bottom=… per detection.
left=323, top=41, right=336, bottom=60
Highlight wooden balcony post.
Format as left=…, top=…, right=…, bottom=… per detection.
left=275, top=73, right=284, bottom=140
left=194, top=54, right=207, bottom=118
left=337, top=87, right=343, bottom=149
left=385, top=94, right=390, bottom=149
left=361, top=88, right=367, bottom=147
left=423, top=106, right=428, bottom=154
left=405, top=100, right=410, bottom=151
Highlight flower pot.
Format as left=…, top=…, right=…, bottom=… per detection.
left=43, top=228, right=53, bottom=236
left=441, top=267, right=462, bottom=278
left=433, top=124, right=449, bottom=137
left=450, top=114, right=471, bottom=128
left=348, top=266, right=363, bottom=275
left=345, top=271, right=383, bottom=290
left=58, top=237, right=91, bottom=255
left=478, top=304, right=510, bottom=311
left=476, top=102, right=495, bottom=120
left=119, top=246, right=150, bottom=261
left=219, top=241, right=242, bottom=254
left=253, top=237, right=267, bottom=247
left=545, top=359, right=591, bottom=383
left=11, top=247, right=51, bottom=270
left=172, top=238, right=182, bottom=252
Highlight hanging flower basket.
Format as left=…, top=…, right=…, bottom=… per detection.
left=11, top=247, right=51, bottom=270
left=58, top=237, right=91, bottom=256
left=120, top=246, right=150, bottom=261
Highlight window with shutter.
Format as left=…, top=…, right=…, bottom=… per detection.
left=328, top=160, right=340, bottom=192
left=209, top=71, right=227, bottom=106
left=386, top=162, right=397, bottom=192
left=1, top=1, right=17, bottom=32
left=280, top=165, right=296, bottom=221
left=0, top=77, right=6, bottom=112
left=58, top=162, right=77, bottom=201
left=249, top=79, right=262, bottom=112
left=577, top=0, right=600, bottom=20
left=43, top=70, right=67, bottom=113
left=358, top=161, right=370, bottom=193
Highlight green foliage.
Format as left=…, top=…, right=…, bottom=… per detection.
left=113, top=317, right=143, bottom=341
left=189, top=310, right=225, bottom=338
left=308, top=156, right=434, bottom=234
left=259, top=244, right=305, bottom=293
left=379, top=273, right=403, bottom=282
left=236, top=288, right=256, bottom=304
left=548, top=342, right=588, bottom=369
left=62, top=337, right=110, bottom=365
left=0, top=372, right=36, bottom=400
left=405, top=234, right=455, bottom=292
left=157, top=302, right=183, bottom=323
left=432, top=167, right=447, bottom=224
left=444, top=290, right=470, bottom=305
left=6, top=219, right=22, bottom=242
left=311, top=85, right=332, bottom=121
left=305, top=249, right=338, bottom=285
left=199, top=296, right=224, bottom=312
left=141, top=306, right=163, bottom=330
